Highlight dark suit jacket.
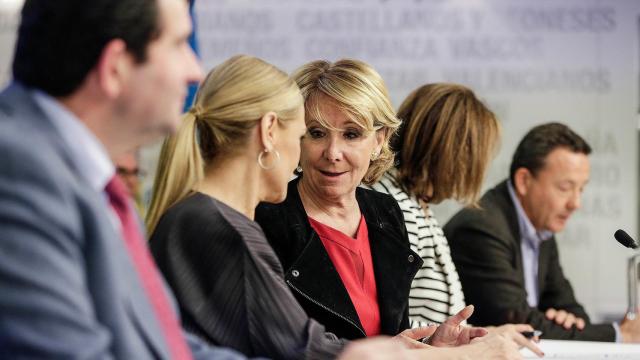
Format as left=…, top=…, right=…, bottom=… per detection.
left=443, top=180, right=615, bottom=341
left=255, top=178, right=422, bottom=340
left=0, top=82, right=244, bottom=358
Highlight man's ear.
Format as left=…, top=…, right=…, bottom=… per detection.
left=258, top=111, right=279, bottom=151
left=94, top=39, right=132, bottom=99
left=513, top=167, right=533, bottom=196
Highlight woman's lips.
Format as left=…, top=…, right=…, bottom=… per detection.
left=320, top=170, right=346, bottom=177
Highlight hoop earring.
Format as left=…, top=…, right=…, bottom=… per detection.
left=258, top=149, right=281, bottom=170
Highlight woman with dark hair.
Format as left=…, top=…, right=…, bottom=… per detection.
left=371, top=83, right=500, bottom=326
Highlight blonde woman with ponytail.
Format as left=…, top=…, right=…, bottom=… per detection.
left=146, top=55, right=349, bottom=359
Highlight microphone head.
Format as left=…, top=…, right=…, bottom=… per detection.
left=615, top=229, right=638, bottom=249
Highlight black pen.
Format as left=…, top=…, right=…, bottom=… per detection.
left=521, top=330, right=543, bottom=339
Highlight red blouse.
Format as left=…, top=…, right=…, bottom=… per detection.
left=308, top=215, right=381, bottom=336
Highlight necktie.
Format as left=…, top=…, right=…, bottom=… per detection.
left=105, top=176, right=193, bottom=360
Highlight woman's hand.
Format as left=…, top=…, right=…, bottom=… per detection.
left=394, top=305, right=487, bottom=349
left=467, top=332, right=525, bottom=359
left=392, top=305, right=543, bottom=357
left=394, top=324, right=438, bottom=349
left=482, top=324, right=544, bottom=357
left=411, top=332, right=525, bottom=360
left=427, top=305, right=488, bottom=347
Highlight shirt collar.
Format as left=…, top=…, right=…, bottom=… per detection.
left=32, top=89, right=114, bottom=192
left=507, top=180, right=553, bottom=248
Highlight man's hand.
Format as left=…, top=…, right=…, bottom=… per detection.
left=427, top=305, right=488, bottom=347
left=545, top=308, right=585, bottom=330
left=620, top=310, right=640, bottom=343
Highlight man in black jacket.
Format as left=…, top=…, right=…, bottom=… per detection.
left=444, top=122, right=640, bottom=342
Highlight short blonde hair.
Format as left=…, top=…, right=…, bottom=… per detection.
left=292, top=59, right=400, bottom=184
left=393, top=83, right=500, bottom=205
left=146, top=55, right=303, bottom=233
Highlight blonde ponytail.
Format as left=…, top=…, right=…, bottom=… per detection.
left=145, top=112, right=204, bottom=234
left=146, top=54, right=303, bottom=234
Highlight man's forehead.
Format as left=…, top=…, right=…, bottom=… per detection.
left=544, top=148, right=589, bottom=164
left=156, top=0, right=192, bottom=37
left=539, top=148, right=590, bottom=177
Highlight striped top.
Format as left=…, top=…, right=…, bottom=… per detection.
left=149, top=193, right=345, bottom=359
left=368, top=171, right=466, bottom=326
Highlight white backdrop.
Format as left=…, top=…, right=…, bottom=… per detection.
left=0, top=1, right=21, bottom=85
left=0, top=0, right=638, bottom=323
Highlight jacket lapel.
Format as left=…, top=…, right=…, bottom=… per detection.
left=284, top=232, right=365, bottom=336
left=359, top=189, right=421, bottom=335
left=498, top=181, right=550, bottom=306
left=537, top=239, right=552, bottom=299
left=497, top=182, right=526, bottom=283
left=125, top=271, right=173, bottom=358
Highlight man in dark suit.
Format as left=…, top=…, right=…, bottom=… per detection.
left=444, top=122, right=640, bottom=342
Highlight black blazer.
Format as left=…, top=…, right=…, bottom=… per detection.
left=444, top=180, right=615, bottom=341
left=255, top=178, right=422, bottom=340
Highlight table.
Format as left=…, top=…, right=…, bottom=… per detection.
left=521, top=340, right=640, bottom=359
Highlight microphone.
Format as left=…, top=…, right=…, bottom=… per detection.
left=619, top=230, right=640, bottom=320
left=616, top=229, right=639, bottom=249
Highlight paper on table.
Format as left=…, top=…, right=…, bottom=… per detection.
left=521, top=340, right=640, bottom=359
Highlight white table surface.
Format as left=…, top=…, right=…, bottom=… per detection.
left=521, top=339, right=640, bottom=359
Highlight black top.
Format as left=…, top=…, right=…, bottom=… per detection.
left=149, top=192, right=346, bottom=359
left=444, top=180, right=616, bottom=342
left=255, top=178, right=422, bottom=340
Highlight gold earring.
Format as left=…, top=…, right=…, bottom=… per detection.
left=258, top=149, right=281, bottom=170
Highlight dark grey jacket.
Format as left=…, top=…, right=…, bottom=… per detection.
left=150, top=193, right=345, bottom=359
left=444, top=180, right=615, bottom=342
left=0, top=82, right=243, bottom=358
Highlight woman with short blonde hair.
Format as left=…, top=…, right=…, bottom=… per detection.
left=256, top=60, right=470, bottom=338
left=293, top=59, right=399, bottom=184
left=256, top=58, right=417, bottom=340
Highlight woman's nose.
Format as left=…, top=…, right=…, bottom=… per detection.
left=323, top=135, right=344, bottom=162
